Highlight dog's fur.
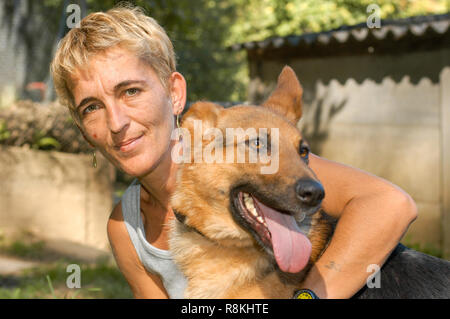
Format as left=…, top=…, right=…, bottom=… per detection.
left=169, top=66, right=450, bottom=299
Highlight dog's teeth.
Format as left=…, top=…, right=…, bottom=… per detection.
left=243, top=194, right=256, bottom=210
left=246, top=200, right=255, bottom=211
left=242, top=193, right=265, bottom=221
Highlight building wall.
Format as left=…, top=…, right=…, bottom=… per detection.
left=248, top=48, right=450, bottom=256
left=0, top=146, right=115, bottom=251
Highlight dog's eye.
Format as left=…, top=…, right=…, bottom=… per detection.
left=252, top=138, right=261, bottom=148
left=247, top=137, right=264, bottom=150
left=299, top=146, right=309, bottom=159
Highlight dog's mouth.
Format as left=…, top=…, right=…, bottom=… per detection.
left=232, top=190, right=312, bottom=273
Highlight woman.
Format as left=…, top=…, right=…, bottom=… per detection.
left=50, top=6, right=417, bottom=299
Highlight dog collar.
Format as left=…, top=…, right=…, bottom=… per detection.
left=293, top=289, right=319, bottom=299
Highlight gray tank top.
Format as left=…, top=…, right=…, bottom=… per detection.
left=121, top=179, right=187, bottom=299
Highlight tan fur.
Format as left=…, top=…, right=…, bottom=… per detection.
left=169, top=66, right=334, bottom=298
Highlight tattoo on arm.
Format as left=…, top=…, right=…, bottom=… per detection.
left=324, top=261, right=342, bottom=272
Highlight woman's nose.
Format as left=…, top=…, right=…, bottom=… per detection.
left=107, top=102, right=130, bottom=133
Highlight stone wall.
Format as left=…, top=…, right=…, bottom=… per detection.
left=0, top=145, right=115, bottom=251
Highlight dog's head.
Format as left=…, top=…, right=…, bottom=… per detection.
left=171, top=66, right=325, bottom=273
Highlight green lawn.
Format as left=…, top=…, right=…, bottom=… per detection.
left=0, top=237, right=133, bottom=299
left=0, top=234, right=444, bottom=299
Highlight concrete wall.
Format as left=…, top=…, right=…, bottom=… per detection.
left=0, top=145, right=115, bottom=251
left=248, top=48, right=450, bottom=257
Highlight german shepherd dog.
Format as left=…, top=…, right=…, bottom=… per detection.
left=169, top=66, right=450, bottom=298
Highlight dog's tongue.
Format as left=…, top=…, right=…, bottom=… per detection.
left=252, top=197, right=311, bottom=273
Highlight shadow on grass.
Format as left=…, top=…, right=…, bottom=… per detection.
left=0, top=234, right=133, bottom=299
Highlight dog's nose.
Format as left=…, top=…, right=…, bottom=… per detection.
left=295, top=179, right=325, bottom=207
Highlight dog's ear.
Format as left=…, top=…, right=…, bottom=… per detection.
left=262, top=66, right=303, bottom=124
left=181, top=101, right=223, bottom=132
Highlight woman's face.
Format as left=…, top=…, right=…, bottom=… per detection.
left=72, top=46, right=185, bottom=177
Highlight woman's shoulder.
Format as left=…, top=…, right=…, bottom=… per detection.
left=108, top=178, right=140, bottom=236
left=107, top=199, right=139, bottom=265
left=109, top=200, right=124, bottom=222
left=107, top=200, right=125, bottom=243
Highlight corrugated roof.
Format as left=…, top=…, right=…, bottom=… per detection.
left=231, top=13, right=450, bottom=52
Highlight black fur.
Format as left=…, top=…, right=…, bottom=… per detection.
left=353, top=244, right=450, bottom=299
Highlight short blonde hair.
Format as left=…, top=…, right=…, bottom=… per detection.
left=50, top=5, right=176, bottom=125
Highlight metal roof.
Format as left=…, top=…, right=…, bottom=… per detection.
left=231, top=13, right=450, bottom=52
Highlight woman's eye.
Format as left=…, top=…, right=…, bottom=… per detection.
left=125, top=88, right=139, bottom=96
left=83, top=104, right=99, bottom=115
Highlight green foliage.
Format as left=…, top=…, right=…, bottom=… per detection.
left=85, top=0, right=247, bottom=102
left=31, top=131, right=61, bottom=151
left=0, top=238, right=132, bottom=299
left=2, top=240, right=46, bottom=259
left=228, top=0, right=450, bottom=44
left=76, top=0, right=450, bottom=102
left=45, top=274, right=103, bottom=299
left=0, top=120, right=10, bottom=141
left=403, top=240, right=443, bottom=258
left=3, top=0, right=448, bottom=103
left=0, top=260, right=132, bottom=299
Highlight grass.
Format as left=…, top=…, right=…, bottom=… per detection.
left=0, top=235, right=133, bottom=299
left=2, top=239, right=46, bottom=260
left=0, top=232, right=444, bottom=299
left=402, top=241, right=443, bottom=259
left=0, top=259, right=133, bottom=299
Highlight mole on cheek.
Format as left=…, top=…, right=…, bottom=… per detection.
left=93, top=133, right=97, bottom=139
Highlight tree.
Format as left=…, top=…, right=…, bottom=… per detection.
left=228, top=0, right=450, bottom=44
left=71, top=0, right=247, bottom=102
left=2, top=0, right=448, bottom=104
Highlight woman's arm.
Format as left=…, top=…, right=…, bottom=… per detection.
left=300, top=153, right=418, bottom=298
left=107, top=202, right=169, bottom=299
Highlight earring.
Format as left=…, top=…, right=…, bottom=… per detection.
left=92, top=151, right=97, bottom=168
left=176, top=113, right=180, bottom=129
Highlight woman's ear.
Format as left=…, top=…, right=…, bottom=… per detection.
left=168, top=72, right=187, bottom=116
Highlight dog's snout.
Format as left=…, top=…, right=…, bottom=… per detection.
left=295, top=179, right=325, bottom=208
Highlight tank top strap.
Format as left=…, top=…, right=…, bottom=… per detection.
left=121, top=179, right=144, bottom=261
left=120, top=178, right=187, bottom=298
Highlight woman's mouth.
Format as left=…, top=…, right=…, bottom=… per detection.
left=115, top=134, right=144, bottom=152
